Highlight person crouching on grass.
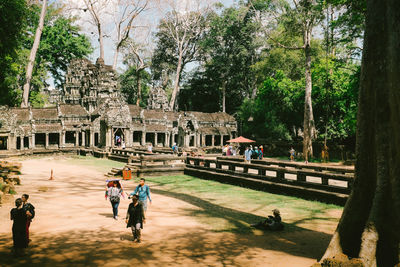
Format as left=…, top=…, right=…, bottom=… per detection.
left=126, top=195, right=145, bottom=243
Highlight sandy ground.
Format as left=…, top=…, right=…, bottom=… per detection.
left=0, top=156, right=336, bottom=267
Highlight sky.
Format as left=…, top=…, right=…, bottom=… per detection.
left=64, top=0, right=235, bottom=70
left=47, top=0, right=236, bottom=89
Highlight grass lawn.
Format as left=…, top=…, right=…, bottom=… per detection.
left=65, top=155, right=126, bottom=172
left=142, top=175, right=343, bottom=234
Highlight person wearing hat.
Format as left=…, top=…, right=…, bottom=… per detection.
left=251, top=209, right=283, bottom=231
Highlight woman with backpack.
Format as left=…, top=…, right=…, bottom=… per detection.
left=106, top=181, right=124, bottom=220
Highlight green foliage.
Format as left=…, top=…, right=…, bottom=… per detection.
left=0, top=0, right=28, bottom=106
left=240, top=57, right=359, bottom=142
left=0, top=3, right=92, bottom=106
left=179, top=5, right=260, bottom=113
left=29, top=91, right=49, bottom=108
left=9, top=188, right=17, bottom=195
left=328, top=0, right=366, bottom=57
left=120, top=66, right=150, bottom=107
left=38, top=16, right=93, bottom=88
left=312, top=58, right=359, bottom=139
left=239, top=71, right=304, bottom=141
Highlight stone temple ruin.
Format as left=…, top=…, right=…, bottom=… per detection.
left=0, top=58, right=237, bottom=154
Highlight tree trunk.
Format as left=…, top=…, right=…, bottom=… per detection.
left=112, top=46, right=119, bottom=70
left=98, top=24, right=104, bottom=60
left=320, top=0, right=400, bottom=266
left=21, top=0, right=47, bottom=108
left=222, top=81, right=226, bottom=113
left=136, top=69, right=142, bottom=106
left=302, top=28, right=316, bottom=161
left=169, top=52, right=183, bottom=111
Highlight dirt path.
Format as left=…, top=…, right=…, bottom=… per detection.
left=0, top=156, right=333, bottom=267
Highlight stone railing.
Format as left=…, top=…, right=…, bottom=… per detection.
left=216, top=156, right=355, bottom=175
left=186, top=156, right=354, bottom=198
left=125, top=154, right=186, bottom=177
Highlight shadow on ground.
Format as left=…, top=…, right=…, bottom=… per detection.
left=0, top=186, right=333, bottom=266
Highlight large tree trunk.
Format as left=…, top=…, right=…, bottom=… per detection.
left=136, top=69, right=142, bottom=106
left=21, top=0, right=47, bottom=108
left=169, top=52, right=183, bottom=111
left=302, top=28, right=316, bottom=161
left=320, top=0, right=400, bottom=266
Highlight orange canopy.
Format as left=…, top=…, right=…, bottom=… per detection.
left=227, top=136, right=255, bottom=143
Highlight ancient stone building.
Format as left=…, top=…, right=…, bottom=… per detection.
left=0, top=58, right=237, bottom=153
left=64, top=58, right=120, bottom=113
left=147, top=87, right=170, bottom=111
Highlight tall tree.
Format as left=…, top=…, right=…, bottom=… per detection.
left=39, top=16, right=93, bottom=88
left=320, top=0, right=400, bottom=266
left=153, top=1, right=209, bottom=111
left=179, top=3, right=260, bottom=114
left=82, top=0, right=111, bottom=60
left=111, top=0, right=149, bottom=70
left=122, top=38, right=151, bottom=106
left=21, top=0, right=47, bottom=108
left=257, top=0, right=324, bottom=160
left=200, top=5, right=259, bottom=113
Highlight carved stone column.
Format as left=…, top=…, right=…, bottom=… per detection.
left=45, top=133, right=49, bottom=148
left=81, top=131, right=86, bottom=147
left=75, top=131, right=79, bottom=147
left=141, top=131, right=146, bottom=146
left=89, top=130, right=94, bottom=147
left=59, top=132, right=63, bottom=148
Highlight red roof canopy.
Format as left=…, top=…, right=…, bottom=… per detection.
left=227, top=136, right=255, bottom=143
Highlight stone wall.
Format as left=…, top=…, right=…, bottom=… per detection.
left=0, top=161, right=21, bottom=203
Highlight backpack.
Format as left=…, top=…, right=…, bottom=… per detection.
left=109, top=188, right=121, bottom=202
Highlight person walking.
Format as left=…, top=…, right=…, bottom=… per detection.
left=11, top=198, right=30, bottom=255
left=106, top=181, right=124, bottom=220
left=126, top=195, right=146, bottom=243
left=21, top=194, right=35, bottom=245
left=130, top=178, right=152, bottom=212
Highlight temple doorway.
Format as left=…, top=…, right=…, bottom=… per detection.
left=113, top=128, right=125, bottom=147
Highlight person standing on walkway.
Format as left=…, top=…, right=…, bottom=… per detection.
left=130, top=178, right=152, bottom=212
left=11, top=198, right=30, bottom=256
left=106, top=181, right=123, bottom=220
left=126, top=195, right=145, bottom=243
left=244, top=147, right=251, bottom=163
left=289, top=147, right=296, bottom=161
left=21, top=194, right=34, bottom=245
